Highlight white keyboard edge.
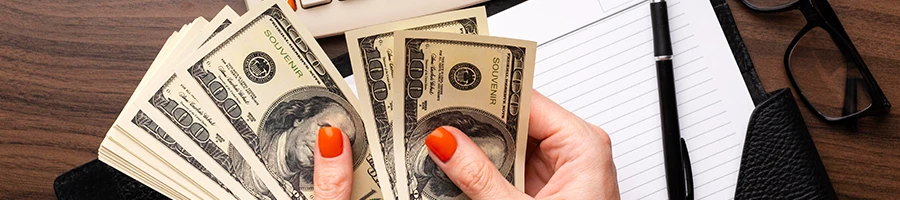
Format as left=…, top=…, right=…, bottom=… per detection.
left=245, top=0, right=489, bottom=38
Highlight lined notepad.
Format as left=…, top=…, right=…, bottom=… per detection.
left=489, top=0, right=754, bottom=199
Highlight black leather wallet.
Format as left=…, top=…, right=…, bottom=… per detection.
left=55, top=0, right=838, bottom=199
left=54, top=159, right=166, bottom=200
left=734, top=89, right=838, bottom=200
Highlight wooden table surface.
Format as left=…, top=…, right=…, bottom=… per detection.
left=0, top=0, right=897, bottom=199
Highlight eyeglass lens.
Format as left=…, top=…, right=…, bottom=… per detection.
left=789, top=26, right=872, bottom=118
left=742, top=0, right=800, bottom=9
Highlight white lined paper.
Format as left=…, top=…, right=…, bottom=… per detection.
left=489, top=0, right=754, bottom=199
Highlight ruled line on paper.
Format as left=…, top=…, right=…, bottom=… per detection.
left=690, top=131, right=738, bottom=151
left=687, top=121, right=731, bottom=142
left=616, top=149, right=661, bottom=171
left=622, top=174, right=666, bottom=194
left=679, top=89, right=718, bottom=107
left=695, top=156, right=742, bottom=177
left=680, top=100, right=720, bottom=118
left=613, top=124, right=661, bottom=148
left=640, top=187, right=668, bottom=199
left=692, top=142, right=741, bottom=165
left=615, top=138, right=661, bottom=159
left=578, top=89, right=657, bottom=117
left=622, top=161, right=663, bottom=181
left=681, top=111, right=726, bottom=131
left=699, top=182, right=739, bottom=200
left=604, top=111, right=658, bottom=132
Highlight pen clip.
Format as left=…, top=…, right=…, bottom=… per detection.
left=681, top=138, right=694, bottom=200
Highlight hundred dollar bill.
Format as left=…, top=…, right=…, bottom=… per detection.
left=106, top=119, right=237, bottom=200
left=135, top=76, right=281, bottom=200
left=119, top=33, right=283, bottom=200
left=391, top=31, right=536, bottom=200
left=99, top=29, right=184, bottom=199
left=103, top=9, right=252, bottom=200
left=98, top=141, right=193, bottom=200
left=101, top=22, right=205, bottom=200
left=127, top=5, right=288, bottom=200
left=344, top=7, right=488, bottom=199
left=136, top=1, right=384, bottom=199
left=124, top=111, right=236, bottom=199
left=125, top=14, right=282, bottom=199
left=110, top=6, right=276, bottom=200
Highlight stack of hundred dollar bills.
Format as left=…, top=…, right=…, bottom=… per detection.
left=98, top=1, right=536, bottom=200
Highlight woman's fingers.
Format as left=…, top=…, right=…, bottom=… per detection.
left=525, top=89, right=619, bottom=199
left=314, top=127, right=353, bottom=200
left=425, top=126, right=531, bottom=200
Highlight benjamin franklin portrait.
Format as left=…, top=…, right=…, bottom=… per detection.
left=407, top=108, right=515, bottom=199
left=245, top=86, right=367, bottom=191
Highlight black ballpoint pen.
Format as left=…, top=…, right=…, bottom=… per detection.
left=650, top=0, right=694, bottom=199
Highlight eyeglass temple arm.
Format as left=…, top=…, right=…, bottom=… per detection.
left=843, top=62, right=860, bottom=128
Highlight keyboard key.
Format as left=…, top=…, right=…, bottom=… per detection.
left=300, top=0, right=331, bottom=9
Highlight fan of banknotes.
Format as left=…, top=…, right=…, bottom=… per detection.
left=98, top=1, right=536, bottom=200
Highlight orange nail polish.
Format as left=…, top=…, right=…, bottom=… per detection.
left=287, top=0, right=298, bottom=11
left=318, top=127, right=343, bottom=158
left=425, top=127, right=457, bottom=163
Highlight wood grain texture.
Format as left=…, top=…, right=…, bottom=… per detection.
left=0, top=0, right=247, bottom=198
left=0, top=0, right=898, bottom=199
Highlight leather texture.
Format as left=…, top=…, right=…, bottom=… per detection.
left=54, top=159, right=166, bottom=200
left=734, top=89, right=838, bottom=200
left=710, top=0, right=768, bottom=104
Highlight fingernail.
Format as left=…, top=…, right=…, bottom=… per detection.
left=318, top=127, right=343, bottom=158
left=287, top=0, right=298, bottom=11
left=425, top=126, right=457, bottom=163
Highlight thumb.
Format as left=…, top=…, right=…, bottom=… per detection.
left=425, top=126, right=530, bottom=200
left=314, top=127, right=353, bottom=200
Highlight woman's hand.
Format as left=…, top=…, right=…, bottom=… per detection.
left=424, top=89, right=620, bottom=199
left=313, top=127, right=353, bottom=200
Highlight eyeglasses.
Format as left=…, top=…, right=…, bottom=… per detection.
left=741, top=0, right=891, bottom=123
